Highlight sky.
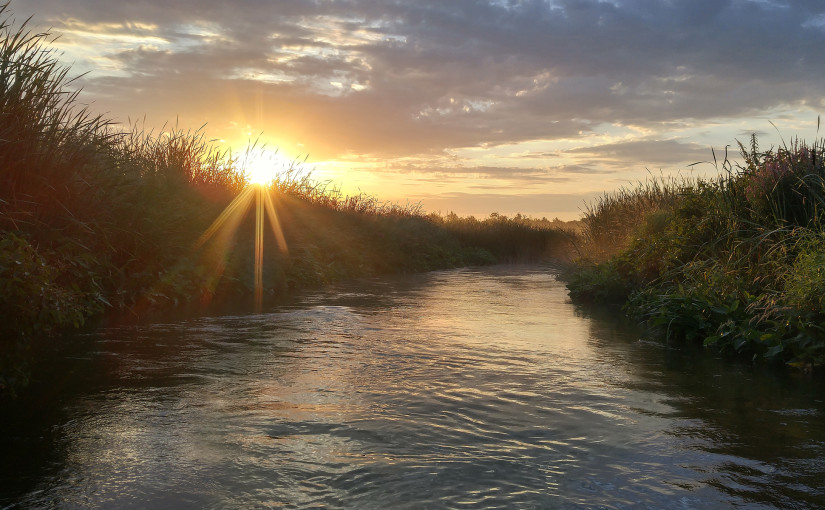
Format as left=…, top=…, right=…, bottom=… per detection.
left=15, top=0, right=825, bottom=219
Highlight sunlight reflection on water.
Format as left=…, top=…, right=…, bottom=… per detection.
left=3, top=266, right=824, bottom=508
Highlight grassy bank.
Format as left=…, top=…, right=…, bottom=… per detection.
left=566, top=134, right=825, bottom=369
left=0, top=4, right=574, bottom=395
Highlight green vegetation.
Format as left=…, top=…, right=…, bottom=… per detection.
left=567, top=134, right=825, bottom=369
left=0, top=4, right=572, bottom=395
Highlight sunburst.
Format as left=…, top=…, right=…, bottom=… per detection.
left=195, top=150, right=290, bottom=312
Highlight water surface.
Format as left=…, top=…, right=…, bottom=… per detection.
left=2, top=266, right=823, bottom=508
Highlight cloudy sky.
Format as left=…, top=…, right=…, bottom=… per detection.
left=16, top=0, right=825, bottom=219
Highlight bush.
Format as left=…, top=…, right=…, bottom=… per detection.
left=741, top=137, right=825, bottom=228
left=784, top=233, right=825, bottom=313
left=0, top=233, right=105, bottom=394
left=0, top=1, right=581, bottom=395
left=566, top=133, right=825, bottom=368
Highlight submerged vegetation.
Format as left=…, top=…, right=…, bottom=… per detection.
left=567, top=134, right=825, bottom=369
left=0, top=4, right=573, bottom=395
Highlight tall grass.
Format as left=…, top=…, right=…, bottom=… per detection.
left=0, top=3, right=112, bottom=232
left=268, top=166, right=422, bottom=216
left=567, top=133, right=825, bottom=368
left=0, top=1, right=577, bottom=394
left=435, top=212, right=579, bottom=262
left=580, top=174, right=691, bottom=260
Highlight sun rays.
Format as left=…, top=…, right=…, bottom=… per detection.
left=194, top=183, right=289, bottom=312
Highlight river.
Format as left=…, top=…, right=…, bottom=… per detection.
left=2, top=266, right=823, bottom=508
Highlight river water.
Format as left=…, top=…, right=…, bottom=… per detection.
left=2, top=266, right=824, bottom=508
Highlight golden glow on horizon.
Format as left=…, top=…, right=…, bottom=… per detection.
left=20, top=1, right=825, bottom=224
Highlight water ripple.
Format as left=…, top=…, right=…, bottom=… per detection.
left=3, top=266, right=824, bottom=509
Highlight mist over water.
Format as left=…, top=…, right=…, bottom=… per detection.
left=2, top=266, right=823, bottom=508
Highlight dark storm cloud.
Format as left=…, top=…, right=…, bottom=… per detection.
left=18, top=0, right=825, bottom=159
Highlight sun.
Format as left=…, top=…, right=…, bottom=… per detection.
left=196, top=146, right=292, bottom=312
left=244, top=148, right=294, bottom=186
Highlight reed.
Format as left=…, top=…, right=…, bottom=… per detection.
left=0, top=1, right=579, bottom=394
left=0, top=3, right=112, bottom=232
left=434, top=212, right=579, bottom=263
left=567, top=132, right=825, bottom=368
left=579, top=174, right=692, bottom=260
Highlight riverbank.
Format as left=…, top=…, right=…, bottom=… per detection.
left=0, top=6, right=577, bottom=395
left=565, top=135, right=825, bottom=369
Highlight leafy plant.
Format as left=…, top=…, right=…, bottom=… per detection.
left=567, top=131, right=825, bottom=368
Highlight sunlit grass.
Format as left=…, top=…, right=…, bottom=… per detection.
left=578, top=173, right=692, bottom=261
left=0, top=0, right=577, bottom=394
left=242, top=148, right=297, bottom=186
left=567, top=133, right=825, bottom=367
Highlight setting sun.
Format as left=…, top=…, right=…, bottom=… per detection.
left=244, top=148, right=294, bottom=186
left=6, top=3, right=825, bottom=507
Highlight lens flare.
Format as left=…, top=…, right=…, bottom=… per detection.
left=245, top=149, right=292, bottom=186
left=194, top=180, right=289, bottom=312
left=254, top=187, right=265, bottom=311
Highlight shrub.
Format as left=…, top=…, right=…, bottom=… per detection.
left=741, top=137, right=825, bottom=228
left=567, top=132, right=825, bottom=368
left=783, top=232, right=825, bottom=314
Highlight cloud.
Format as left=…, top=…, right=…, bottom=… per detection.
left=16, top=0, right=825, bottom=173
left=565, top=138, right=712, bottom=167
left=356, top=161, right=574, bottom=181
left=419, top=191, right=604, bottom=218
